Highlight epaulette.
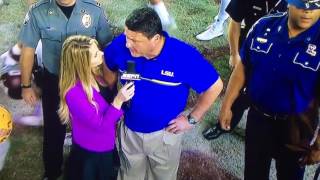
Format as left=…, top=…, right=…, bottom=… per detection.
left=246, top=12, right=287, bottom=38
left=264, top=12, right=287, bottom=18
left=82, top=0, right=102, bottom=8
left=30, top=0, right=49, bottom=9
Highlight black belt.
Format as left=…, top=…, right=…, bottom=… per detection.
left=251, top=105, right=289, bottom=120
left=43, top=68, right=58, bottom=78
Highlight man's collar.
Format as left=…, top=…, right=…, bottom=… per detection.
left=276, top=15, right=320, bottom=43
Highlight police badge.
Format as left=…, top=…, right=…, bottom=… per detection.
left=82, top=13, right=92, bottom=28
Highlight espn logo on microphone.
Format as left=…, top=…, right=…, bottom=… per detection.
left=120, top=73, right=141, bottom=81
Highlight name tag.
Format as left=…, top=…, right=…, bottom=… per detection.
left=257, top=37, right=268, bottom=43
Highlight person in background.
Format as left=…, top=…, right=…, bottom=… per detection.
left=58, top=35, right=134, bottom=180
left=196, top=0, right=231, bottom=41
left=202, top=0, right=288, bottom=140
left=149, top=0, right=176, bottom=30
left=219, top=0, right=320, bottom=179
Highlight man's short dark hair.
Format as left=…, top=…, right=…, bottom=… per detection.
left=125, top=7, right=163, bottom=39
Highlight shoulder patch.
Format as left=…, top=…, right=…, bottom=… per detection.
left=24, top=0, right=49, bottom=25
left=23, top=11, right=30, bottom=25
left=246, top=12, right=287, bottom=39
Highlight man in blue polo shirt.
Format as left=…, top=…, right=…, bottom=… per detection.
left=103, top=7, right=223, bottom=180
left=219, top=0, right=320, bottom=179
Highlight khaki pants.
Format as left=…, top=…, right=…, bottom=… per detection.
left=117, top=121, right=183, bottom=180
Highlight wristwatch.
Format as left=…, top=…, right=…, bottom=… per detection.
left=21, top=83, right=32, bottom=88
left=187, top=114, right=198, bottom=125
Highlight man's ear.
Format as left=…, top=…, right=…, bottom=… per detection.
left=152, top=34, right=161, bottom=41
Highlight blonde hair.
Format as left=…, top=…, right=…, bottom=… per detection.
left=58, top=35, right=100, bottom=124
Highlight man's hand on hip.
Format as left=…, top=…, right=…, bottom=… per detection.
left=166, top=115, right=193, bottom=134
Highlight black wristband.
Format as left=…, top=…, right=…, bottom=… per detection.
left=21, top=84, right=32, bottom=88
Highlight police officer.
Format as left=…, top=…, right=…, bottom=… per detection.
left=19, top=0, right=113, bottom=179
left=202, top=0, right=288, bottom=140
left=219, top=0, right=320, bottom=179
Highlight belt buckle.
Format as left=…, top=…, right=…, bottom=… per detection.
left=262, top=112, right=272, bottom=118
left=253, top=105, right=287, bottom=120
left=262, top=111, right=284, bottom=120
left=263, top=112, right=277, bottom=120
left=273, top=114, right=279, bottom=120
left=272, top=113, right=287, bottom=120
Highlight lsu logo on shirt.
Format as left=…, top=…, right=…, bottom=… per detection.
left=161, top=70, right=174, bottom=77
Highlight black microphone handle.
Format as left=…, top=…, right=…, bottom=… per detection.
left=127, top=60, right=136, bottom=74
left=125, top=80, right=133, bottom=108
left=125, top=60, right=136, bottom=108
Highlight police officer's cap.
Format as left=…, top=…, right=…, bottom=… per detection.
left=286, top=0, right=320, bottom=9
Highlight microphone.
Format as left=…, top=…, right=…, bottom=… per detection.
left=120, top=61, right=139, bottom=108
left=120, top=60, right=140, bottom=81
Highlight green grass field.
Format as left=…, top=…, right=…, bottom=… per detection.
left=0, top=0, right=231, bottom=179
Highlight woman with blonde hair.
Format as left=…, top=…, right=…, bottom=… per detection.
left=58, top=35, right=134, bottom=180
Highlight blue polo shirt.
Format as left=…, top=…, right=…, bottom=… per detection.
left=104, top=32, right=219, bottom=133
left=240, top=13, right=320, bottom=114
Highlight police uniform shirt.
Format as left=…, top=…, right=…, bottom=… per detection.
left=104, top=32, right=220, bottom=133
left=226, top=0, right=287, bottom=42
left=240, top=13, right=320, bottom=114
left=19, top=0, right=113, bottom=75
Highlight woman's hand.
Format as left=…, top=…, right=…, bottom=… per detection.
left=112, top=82, right=135, bottom=109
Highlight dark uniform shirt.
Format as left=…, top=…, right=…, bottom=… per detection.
left=19, top=0, right=113, bottom=75
left=240, top=13, right=320, bottom=114
left=226, top=0, right=287, bottom=44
